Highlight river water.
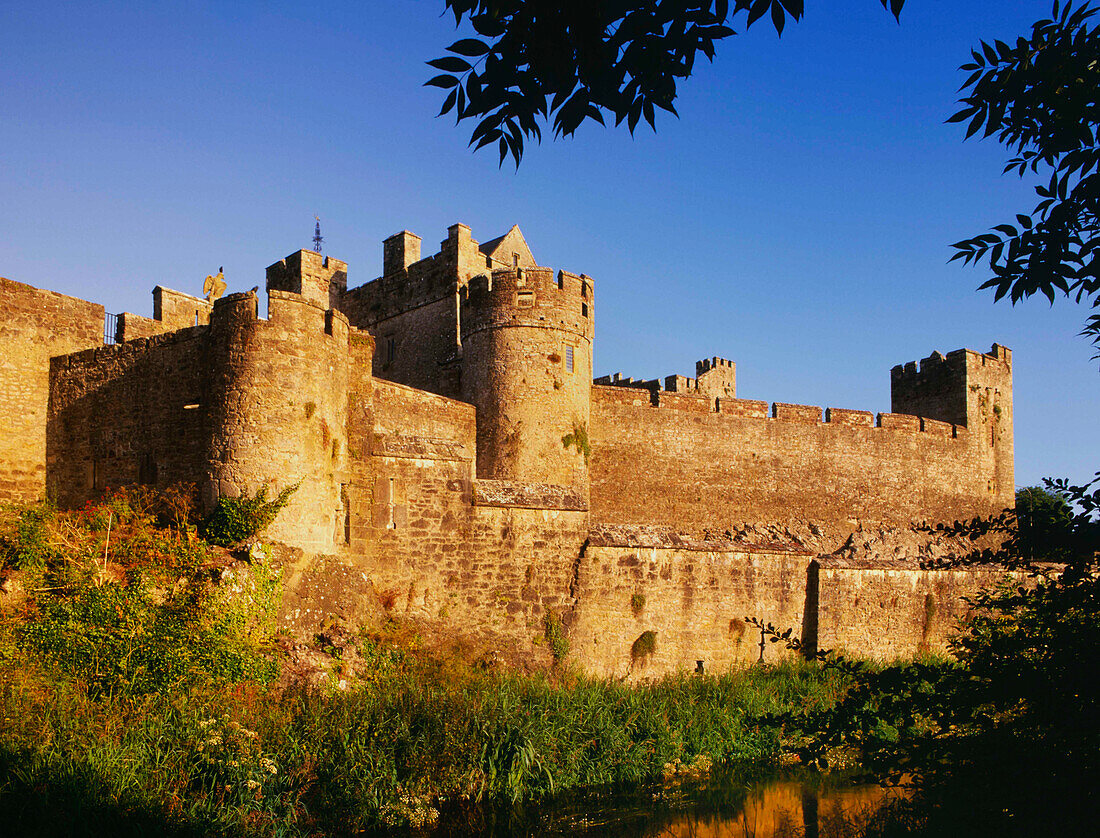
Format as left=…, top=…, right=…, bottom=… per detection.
left=433, top=773, right=904, bottom=837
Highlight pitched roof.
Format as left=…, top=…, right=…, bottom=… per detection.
left=479, top=224, right=536, bottom=268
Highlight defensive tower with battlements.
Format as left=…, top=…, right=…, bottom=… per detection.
left=459, top=266, right=593, bottom=485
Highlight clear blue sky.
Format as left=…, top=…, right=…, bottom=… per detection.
left=1, top=1, right=1096, bottom=489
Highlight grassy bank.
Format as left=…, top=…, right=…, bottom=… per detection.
left=0, top=493, right=848, bottom=835
left=0, top=654, right=846, bottom=836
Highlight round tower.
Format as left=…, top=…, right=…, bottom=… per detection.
left=203, top=288, right=350, bottom=552
left=459, top=267, right=594, bottom=486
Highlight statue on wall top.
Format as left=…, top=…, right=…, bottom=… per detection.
left=203, top=267, right=227, bottom=302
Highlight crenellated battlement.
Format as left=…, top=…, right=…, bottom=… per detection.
left=266, top=250, right=347, bottom=310
left=891, top=345, right=1010, bottom=387
left=343, top=249, right=459, bottom=326
left=591, top=384, right=969, bottom=440
left=598, top=354, right=734, bottom=401
left=458, top=266, right=593, bottom=342
left=696, top=357, right=733, bottom=374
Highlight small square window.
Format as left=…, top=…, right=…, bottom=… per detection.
left=565, top=345, right=574, bottom=373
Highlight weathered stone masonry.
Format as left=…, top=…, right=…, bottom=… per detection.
left=2, top=223, right=1018, bottom=674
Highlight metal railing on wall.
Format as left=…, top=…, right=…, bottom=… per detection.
left=104, top=313, right=119, bottom=345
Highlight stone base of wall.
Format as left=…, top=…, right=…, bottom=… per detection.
left=812, top=556, right=1020, bottom=659
left=569, top=528, right=815, bottom=680
left=565, top=527, right=1016, bottom=680
left=272, top=525, right=1018, bottom=680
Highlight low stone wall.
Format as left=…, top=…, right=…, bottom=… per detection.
left=812, top=556, right=1019, bottom=659
left=565, top=526, right=1018, bottom=678
left=569, top=526, right=815, bottom=679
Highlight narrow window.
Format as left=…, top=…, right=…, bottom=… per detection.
left=556, top=270, right=565, bottom=289
left=565, top=345, right=575, bottom=373
left=513, top=252, right=520, bottom=267
left=581, top=303, right=589, bottom=318
left=386, top=336, right=396, bottom=364
left=388, top=477, right=397, bottom=529
left=139, top=453, right=157, bottom=486
left=339, top=483, right=350, bottom=544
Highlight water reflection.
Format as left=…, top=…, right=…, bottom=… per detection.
left=640, top=780, right=896, bottom=838
left=434, top=773, right=903, bottom=837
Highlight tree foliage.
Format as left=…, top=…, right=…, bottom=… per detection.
left=950, top=1, right=1100, bottom=355
left=429, top=1, right=905, bottom=166
left=752, top=473, right=1100, bottom=835
left=1015, top=483, right=1075, bottom=559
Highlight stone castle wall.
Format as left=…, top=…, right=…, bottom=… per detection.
left=812, top=557, right=1020, bottom=658
left=2, top=224, right=1022, bottom=674
left=0, top=277, right=104, bottom=502
left=569, top=527, right=815, bottom=679
left=202, top=291, right=352, bottom=553
left=47, top=288, right=355, bottom=554
left=47, top=326, right=209, bottom=504
left=589, top=382, right=1006, bottom=552
left=460, top=267, right=593, bottom=485
left=340, top=223, right=490, bottom=399
left=115, top=287, right=213, bottom=342
left=350, top=376, right=587, bottom=641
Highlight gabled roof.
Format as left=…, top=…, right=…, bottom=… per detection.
left=479, top=224, right=536, bottom=268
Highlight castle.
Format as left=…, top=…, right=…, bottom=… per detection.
left=0, top=223, right=1016, bottom=675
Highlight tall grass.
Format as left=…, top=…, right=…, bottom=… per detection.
left=0, top=649, right=847, bottom=835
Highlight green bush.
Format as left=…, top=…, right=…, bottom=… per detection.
left=561, top=420, right=591, bottom=463
left=19, top=570, right=278, bottom=697
left=199, top=484, right=296, bottom=547
left=0, top=503, right=55, bottom=571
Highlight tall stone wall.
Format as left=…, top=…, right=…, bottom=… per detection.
left=0, top=277, right=104, bottom=502
left=891, top=345, right=1013, bottom=510
left=47, top=327, right=209, bottom=505
left=589, top=385, right=1003, bottom=551
left=360, top=295, right=460, bottom=398
left=339, top=223, right=491, bottom=400
left=346, top=377, right=588, bottom=644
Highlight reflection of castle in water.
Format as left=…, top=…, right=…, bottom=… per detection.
left=496, top=776, right=902, bottom=838
left=1, top=222, right=1014, bottom=676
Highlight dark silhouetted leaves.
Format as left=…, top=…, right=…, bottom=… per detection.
left=429, top=1, right=905, bottom=166
left=949, top=1, right=1100, bottom=358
